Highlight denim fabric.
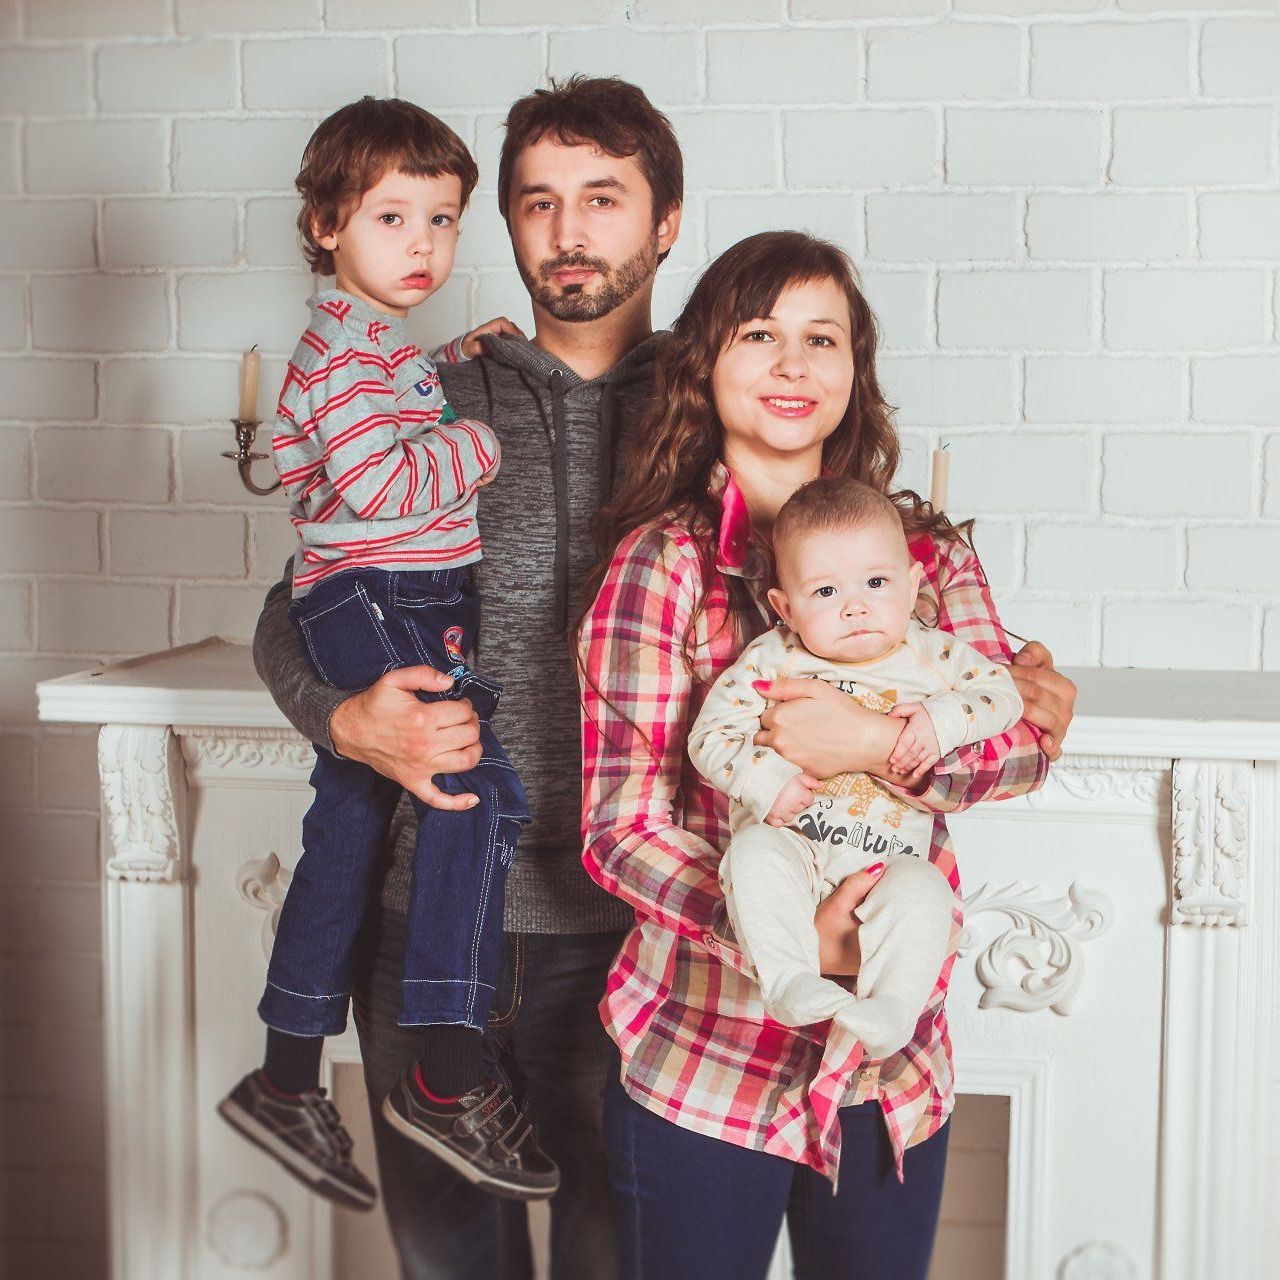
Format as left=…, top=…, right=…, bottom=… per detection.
left=258, top=567, right=530, bottom=1037
left=351, top=907, right=627, bottom=1280
left=604, top=1063, right=950, bottom=1280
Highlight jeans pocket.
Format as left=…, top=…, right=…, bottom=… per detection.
left=294, top=581, right=399, bottom=690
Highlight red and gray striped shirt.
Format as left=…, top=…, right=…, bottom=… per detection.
left=272, top=290, right=496, bottom=597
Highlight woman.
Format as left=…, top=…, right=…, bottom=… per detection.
left=577, top=232, right=1067, bottom=1279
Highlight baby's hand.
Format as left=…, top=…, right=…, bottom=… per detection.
left=765, top=773, right=823, bottom=828
left=887, top=703, right=941, bottom=776
left=462, top=316, right=526, bottom=358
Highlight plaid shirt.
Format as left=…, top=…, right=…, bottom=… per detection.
left=578, top=470, right=1050, bottom=1185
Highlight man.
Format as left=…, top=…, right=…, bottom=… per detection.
left=254, top=75, right=1076, bottom=1278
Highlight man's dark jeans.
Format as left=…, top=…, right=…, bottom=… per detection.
left=260, top=567, right=529, bottom=1037
left=352, top=907, right=627, bottom=1280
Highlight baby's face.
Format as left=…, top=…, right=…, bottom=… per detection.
left=769, top=519, right=923, bottom=663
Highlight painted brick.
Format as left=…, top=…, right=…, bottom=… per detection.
left=652, top=269, right=697, bottom=332
left=177, top=584, right=271, bottom=644
left=0, top=659, right=94, bottom=726
left=36, top=428, right=171, bottom=505
left=1111, top=108, right=1272, bottom=186
left=29, top=0, right=170, bottom=36
left=103, top=357, right=249, bottom=425
left=98, top=41, right=236, bottom=113
left=0, top=200, right=96, bottom=270
left=1105, top=270, right=1266, bottom=352
left=175, top=118, right=319, bottom=193
left=102, top=198, right=237, bottom=269
left=0, top=286, right=23, bottom=351
left=1266, top=437, right=1280, bottom=518
left=707, top=195, right=862, bottom=259
left=894, top=430, right=931, bottom=496
left=0, top=48, right=89, bottom=115
left=0, top=426, right=30, bottom=499
left=0, top=121, right=17, bottom=195
left=797, top=0, right=944, bottom=15
left=0, top=509, right=99, bottom=574
left=243, top=38, right=389, bottom=111
left=1202, top=19, right=1280, bottom=97
left=937, top=271, right=1092, bottom=351
left=1267, top=610, right=1280, bottom=671
left=36, top=734, right=100, bottom=812
left=1199, top=194, right=1280, bottom=261
left=1192, top=357, right=1280, bottom=427
left=327, top=0, right=470, bottom=27
left=454, top=196, right=520, bottom=270
left=397, top=34, right=543, bottom=110
left=177, top=273, right=312, bottom=353
left=34, top=884, right=101, bottom=953
left=32, top=275, right=169, bottom=355
left=245, top=197, right=304, bottom=267
left=878, top=357, right=1017, bottom=426
left=946, top=110, right=1102, bottom=187
left=27, top=121, right=166, bottom=196
left=965, top=519, right=1021, bottom=591
left=405, top=272, right=472, bottom=357
left=251, top=511, right=302, bottom=580
left=632, top=0, right=781, bottom=16
left=671, top=112, right=778, bottom=190
left=176, top=0, right=320, bottom=33
left=958, top=0, right=1104, bottom=12
left=867, top=25, right=1021, bottom=102
left=1027, top=194, right=1191, bottom=262
left=550, top=30, right=698, bottom=106
left=0, top=736, right=35, bottom=807
left=1103, top=433, right=1251, bottom=517
left=110, top=511, right=246, bottom=579
left=1026, top=356, right=1183, bottom=424
left=39, top=580, right=170, bottom=656
left=2, top=954, right=102, bottom=1022
left=866, top=194, right=1017, bottom=263
left=179, top=426, right=289, bottom=506
left=1, top=359, right=96, bottom=422
left=1027, top=524, right=1179, bottom=590
left=1123, top=0, right=1267, bottom=7
left=1188, top=528, right=1280, bottom=592
left=944, top=433, right=1093, bottom=513
left=786, top=111, right=938, bottom=189
left=1030, top=22, right=1189, bottom=100
left=0, top=582, right=31, bottom=651
left=475, top=270, right=535, bottom=341
left=860, top=271, right=930, bottom=350
left=1102, top=602, right=1254, bottom=670
left=481, top=0, right=623, bottom=20
left=0, top=0, right=13, bottom=39
left=708, top=29, right=861, bottom=104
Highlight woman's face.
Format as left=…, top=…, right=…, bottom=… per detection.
left=711, top=276, right=855, bottom=467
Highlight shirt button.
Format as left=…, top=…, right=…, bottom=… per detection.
left=860, top=1067, right=875, bottom=1080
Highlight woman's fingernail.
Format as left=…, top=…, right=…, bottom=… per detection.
left=867, top=862, right=885, bottom=878
left=751, top=680, right=769, bottom=693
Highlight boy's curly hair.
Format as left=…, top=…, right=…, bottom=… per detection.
left=296, top=97, right=479, bottom=276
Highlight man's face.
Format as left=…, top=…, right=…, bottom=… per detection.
left=507, top=138, right=680, bottom=324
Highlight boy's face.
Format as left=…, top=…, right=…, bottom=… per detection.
left=507, top=137, right=680, bottom=325
left=316, top=168, right=463, bottom=317
left=767, top=520, right=925, bottom=664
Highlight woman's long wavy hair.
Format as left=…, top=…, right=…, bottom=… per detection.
left=577, top=230, right=973, bottom=665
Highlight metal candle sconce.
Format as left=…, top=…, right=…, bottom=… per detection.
left=224, top=345, right=281, bottom=496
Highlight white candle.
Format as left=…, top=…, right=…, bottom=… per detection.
left=930, top=446, right=949, bottom=512
left=238, top=347, right=261, bottom=422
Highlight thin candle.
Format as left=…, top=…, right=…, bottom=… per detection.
left=930, top=446, right=949, bottom=512
left=238, top=346, right=261, bottom=422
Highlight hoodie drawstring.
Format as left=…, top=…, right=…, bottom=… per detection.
left=549, top=369, right=570, bottom=634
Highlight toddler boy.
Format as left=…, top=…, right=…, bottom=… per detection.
left=219, top=97, right=557, bottom=1209
left=689, top=477, right=1023, bottom=1061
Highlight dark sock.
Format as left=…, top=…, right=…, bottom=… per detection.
left=262, top=1028, right=324, bottom=1096
left=414, top=1025, right=484, bottom=1102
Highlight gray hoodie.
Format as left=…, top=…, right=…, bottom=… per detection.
left=253, top=330, right=667, bottom=932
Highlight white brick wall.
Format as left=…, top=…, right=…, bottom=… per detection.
left=2, top=4, right=1277, bottom=1275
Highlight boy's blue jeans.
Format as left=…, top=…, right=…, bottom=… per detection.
left=258, top=566, right=530, bottom=1038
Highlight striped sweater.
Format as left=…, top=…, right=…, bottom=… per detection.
left=272, top=289, right=497, bottom=597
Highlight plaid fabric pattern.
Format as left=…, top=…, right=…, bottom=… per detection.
left=578, top=471, right=1049, bottom=1184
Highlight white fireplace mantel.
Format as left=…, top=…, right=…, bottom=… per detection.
left=37, top=640, right=1280, bottom=1280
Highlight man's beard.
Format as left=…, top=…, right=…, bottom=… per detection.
left=519, top=239, right=659, bottom=323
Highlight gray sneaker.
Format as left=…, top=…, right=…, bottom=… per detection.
left=381, top=1070, right=560, bottom=1201
left=218, top=1071, right=376, bottom=1212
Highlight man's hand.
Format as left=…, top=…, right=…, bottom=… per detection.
left=328, top=666, right=482, bottom=810
left=753, top=678, right=903, bottom=779
left=764, top=773, right=822, bottom=828
left=1009, top=641, right=1076, bottom=762
left=815, top=863, right=885, bottom=976
left=461, top=315, right=526, bottom=359
left=886, top=702, right=941, bottom=776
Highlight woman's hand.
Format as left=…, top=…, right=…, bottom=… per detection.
left=461, top=315, right=526, bottom=358
left=1009, top=641, right=1077, bottom=761
left=753, top=678, right=904, bottom=779
left=815, top=863, right=885, bottom=976
left=329, top=666, right=483, bottom=810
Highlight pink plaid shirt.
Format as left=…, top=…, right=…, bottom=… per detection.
left=578, top=470, right=1050, bottom=1184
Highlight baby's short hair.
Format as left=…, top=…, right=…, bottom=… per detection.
left=296, top=96, right=479, bottom=276
left=773, top=477, right=905, bottom=553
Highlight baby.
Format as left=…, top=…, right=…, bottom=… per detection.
left=689, top=476, right=1023, bottom=1060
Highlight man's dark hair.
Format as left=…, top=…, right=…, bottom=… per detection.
left=296, top=96, right=479, bottom=276
left=497, top=76, right=683, bottom=244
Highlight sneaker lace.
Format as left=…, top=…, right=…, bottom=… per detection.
left=308, top=1089, right=354, bottom=1158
